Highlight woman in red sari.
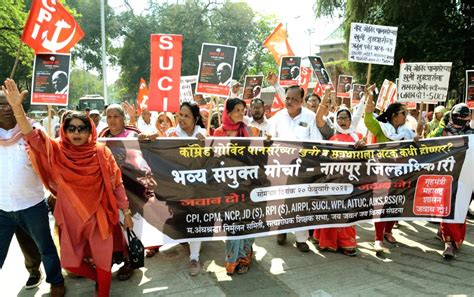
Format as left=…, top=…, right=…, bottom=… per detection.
left=314, top=107, right=365, bottom=256
left=3, top=79, right=133, bottom=296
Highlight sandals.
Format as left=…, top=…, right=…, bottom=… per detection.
left=146, top=248, right=159, bottom=258
left=341, top=249, right=357, bottom=257
left=236, top=265, right=249, bottom=274
left=384, top=233, right=397, bottom=244
left=117, top=263, right=134, bottom=281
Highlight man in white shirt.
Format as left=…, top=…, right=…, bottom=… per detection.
left=41, top=110, right=59, bottom=136
left=89, top=109, right=108, bottom=134
left=0, top=91, right=65, bottom=295
left=267, top=80, right=324, bottom=252
left=248, top=98, right=269, bottom=136
left=137, top=107, right=157, bottom=134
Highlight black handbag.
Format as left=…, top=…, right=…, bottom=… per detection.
left=127, top=228, right=144, bottom=269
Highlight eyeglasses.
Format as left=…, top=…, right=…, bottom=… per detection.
left=65, top=125, right=90, bottom=134
left=336, top=116, right=350, bottom=121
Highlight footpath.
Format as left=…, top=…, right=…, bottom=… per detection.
left=3, top=210, right=474, bottom=297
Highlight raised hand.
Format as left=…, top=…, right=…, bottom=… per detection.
left=121, top=101, right=136, bottom=118
left=2, top=78, right=28, bottom=108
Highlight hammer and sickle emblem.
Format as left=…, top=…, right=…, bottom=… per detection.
left=41, top=19, right=77, bottom=52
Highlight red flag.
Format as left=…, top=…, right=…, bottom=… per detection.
left=21, top=0, right=85, bottom=53
left=137, top=78, right=149, bottom=115
left=263, top=23, right=295, bottom=65
left=299, top=66, right=312, bottom=96
left=270, top=92, right=285, bottom=115
left=313, top=82, right=323, bottom=97
left=148, top=34, right=182, bottom=112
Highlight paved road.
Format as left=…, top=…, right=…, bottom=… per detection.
left=3, top=212, right=474, bottom=297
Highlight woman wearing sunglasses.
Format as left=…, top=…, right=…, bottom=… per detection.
left=3, top=79, right=133, bottom=296
left=365, top=95, right=417, bottom=253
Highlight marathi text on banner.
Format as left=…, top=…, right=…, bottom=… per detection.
left=104, top=136, right=473, bottom=245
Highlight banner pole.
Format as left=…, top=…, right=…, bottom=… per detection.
left=364, top=63, right=372, bottom=100
left=10, top=42, right=22, bottom=79
left=214, top=97, right=222, bottom=127
left=47, top=105, right=52, bottom=137
left=366, top=63, right=372, bottom=85
left=417, top=101, right=424, bottom=137
left=206, top=101, right=213, bottom=136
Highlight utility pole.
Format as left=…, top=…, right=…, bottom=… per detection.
left=100, top=0, right=108, bottom=104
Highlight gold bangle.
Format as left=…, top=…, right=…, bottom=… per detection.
left=123, top=209, right=132, bottom=216
left=319, top=104, right=328, bottom=109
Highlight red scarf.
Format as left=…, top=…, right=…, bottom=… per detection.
left=27, top=117, right=122, bottom=240
left=221, top=100, right=249, bottom=137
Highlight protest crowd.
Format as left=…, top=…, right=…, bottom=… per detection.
left=1, top=1, right=474, bottom=297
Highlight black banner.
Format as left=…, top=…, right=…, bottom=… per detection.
left=104, top=136, right=473, bottom=244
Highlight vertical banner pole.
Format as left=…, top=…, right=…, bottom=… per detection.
left=47, top=105, right=52, bottom=137
left=10, top=42, right=22, bottom=79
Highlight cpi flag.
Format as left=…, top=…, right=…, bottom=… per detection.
left=137, top=78, right=149, bottom=115
left=263, top=23, right=294, bottom=65
left=148, top=34, right=182, bottom=113
left=21, top=0, right=85, bottom=53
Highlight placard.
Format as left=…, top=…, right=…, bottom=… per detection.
left=31, top=53, right=70, bottom=106
left=398, top=62, right=452, bottom=103
left=279, top=56, right=301, bottom=86
left=351, top=84, right=366, bottom=106
left=336, top=75, right=353, bottom=98
left=308, top=56, right=331, bottom=85
left=377, top=79, right=397, bottom=111
left=466, top=70, right=474, bottom=109
left=348, top=22, right=398, bottom=65
left=196, top=43, right=237, bottom=97
left=242, top=75, right=264, bottom=104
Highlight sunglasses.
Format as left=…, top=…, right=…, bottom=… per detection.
left=65, top=124, right=90, bottom=134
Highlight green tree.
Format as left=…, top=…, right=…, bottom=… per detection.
left=0, top=1, right=34, bottom=90
left=114, top=0, right=284, bottom=99
left=313, top=0, right=473, bottom=98
left=245, top=14, right=279, bottom=79
left=68, top=68, right=103, bottom=107
left=210, top=1, right=256, bottom=80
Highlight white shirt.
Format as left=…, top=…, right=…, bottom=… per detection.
left=268, top=107, right=323, bottom=140
left=95, top=121, right=108, bottom=134
left=248, top=117, right=270, bottom=136
left=166, top=125, right=206, bottom=137
left=0, top=124, right=46, bottom=211
left=41, top=115, right=59, bottom=136
left=138, top=118, right=157, bottom=134
left=405, top=114, right=418, bottom=132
